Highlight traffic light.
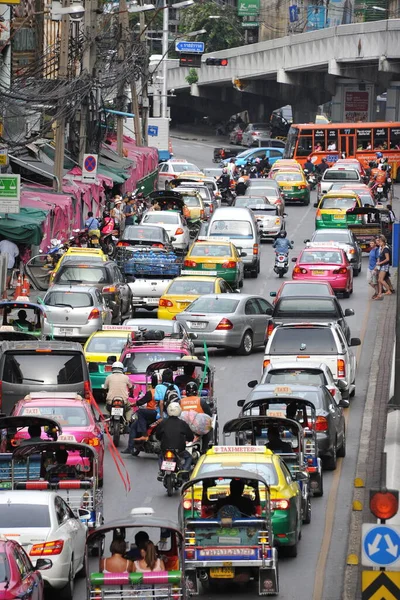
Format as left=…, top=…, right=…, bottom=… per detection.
left=370, top=489, right=399, bottom=521
left=205, top=58, right=228, bottom=66
left=179, top=53, right=202, bottom=68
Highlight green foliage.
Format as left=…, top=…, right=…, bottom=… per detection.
left=185, top=68, right=199, bottom=85
left=179, top=2, right=244, bottom=53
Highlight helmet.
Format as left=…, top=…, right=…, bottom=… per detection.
left=186, top=381, right=198, bottom=397
left=222, top=168, right=228, bottom=174
left=112, top=361, right=124, bottom=373
left=167, top=402, right=182, bottom=418
left=376, top=152, right=383, bottom=159
left=238, top=177, right=244, bottom=183
left=279, top=230, right=287, bottom=238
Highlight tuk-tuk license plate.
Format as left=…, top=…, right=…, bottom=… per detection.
left=161, top=460, right=176, bottom=471
left=111, top=407, right=124, bottom=416
left=210, top=568, right=235, bottom=579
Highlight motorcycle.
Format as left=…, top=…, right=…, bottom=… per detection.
left=106, top=396, right=130, bottom=447
left=131, top=415, right=162, bottom=457
left=69, top=229, right=89, bottom=247
left=274, top=252, right=289, bottom=278
left=304, top=169, right=318, bottom=191
left=217, top=181, right=235, bottom=206
left=159, top=449, right=186, bottom=497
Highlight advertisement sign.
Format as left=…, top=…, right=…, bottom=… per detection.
left=345, top=91, right=369, bottom=122
left=306, top=6, right=326, bottom=30
left=0, top=175, right=20, bottom=213
left=238, top=0, right=259, bottom=16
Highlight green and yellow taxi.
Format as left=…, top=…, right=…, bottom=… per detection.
left=83, top=326, right=133, bottom=396
left=272, top=169, right=310, bottom=205
left=188, top=446, right=302, bottom=556
left=157, top=275, right=233, bottom=320
left=315, top=191, right=362, bottom=229
left=182, top=237, right=244, bottom=288
left=51, top=247, right=108, bottom=282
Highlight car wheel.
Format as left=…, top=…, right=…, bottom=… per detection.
left=303, top=494, right=312, bottom=524
left=337, top=426, right=346, bottom=457
left=324, top=441, right=337, bottom=470
left=60, top=561, right=74, bottom=600
left=353, top=266, right=360, bottom=277
left=350, top=385, right=356, bottom=398
left=238, top=277, right=244, bottom=289
left=250, top=267, right=258, bottom=279
left=257, top=260, right=261, bottom=274
left=313, top=472, right=324, bottom=497
left=343, top=290, right=350, bottom=299
left=237, top=330, right=253, bottom=355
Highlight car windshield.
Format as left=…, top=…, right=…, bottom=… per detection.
left=21, top=405, right=89, bottom=427
left=2, top=352, right=84, bottom=384
left=167, top=280, right=215, bottom=295
left=281, top=283, right=332, bottom=297
left=270, top=328, right=337, bottom=354
left=187, top=297, right=239, bottom=313
left=320, top=197, right=356, bottom=209
left=301, top=250, right=343, bottom=264
left=312, top=231, right=352, bottom=243
left=275, top=173, right=303, bottom=182
left=122, top=226, right=164, bottom=242
left=144, top=213, right=179, bottom=225
left=86, top=335, right=128, bottom=354
left=209, top=220, right=253, bottom=238
left=0, top=553, right=9, bottom=584
left=324, top=170, right=359, bottom=180
left=190, top=244, right=230, bottom=257
left=45, top=291, right=93, bottom=308
left=0, top=505, right=50, bottom=527
left=264, top=369, right=326, bottom=385
left=56, top=266, right=107, bottom=284
left=172, top=163, right=199, bottom=173
left=182, top=195, right=201, bottom=207
left=236, top=149, right=253, bottom=159
left=276, top=298, right=338, bottom=318
left=122, top=352, right=183, bottom=374
left=197, top=461, right=278, bottom=486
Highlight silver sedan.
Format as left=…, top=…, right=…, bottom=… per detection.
left=42, top=284, right=113, bottom=340
left=175, top=293, right=273, bottom=355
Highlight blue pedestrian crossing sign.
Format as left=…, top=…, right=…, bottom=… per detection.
left=362, top=523, right=400, bottom=567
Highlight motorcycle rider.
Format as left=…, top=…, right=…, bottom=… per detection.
left=304, top=156, right=315, bottom=174
left=317, top=158, right=329, bottom=175
left=259, top=154, right=271, bottom=175
left=104, top=361, right=133, bottom=423
left=227, top=158, right=236, bottom=178
left=181, top=382, right=213, bottom=453
left=236, top=177, right=247, bottom=196
left=272, top=230, right=293, bottom=255
left=156, top=402, right=194, bottom=480
left=121, top=374, right=158, bottom=455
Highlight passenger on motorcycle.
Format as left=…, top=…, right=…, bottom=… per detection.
left=317, top=158, right=329, bottom=174
left=272, top=230, right=293, bottom=254
left=156, top=402, right=194, bottom=478
left=155, top=368, right=181, bottom=419
left=227, top=158, right=237, bottom=177
left=122, top=375, right=159, bottom=454
left=218, top=168, right=231, bottom=190
left=304, top=157, right=315, bottom=173
left=181, top=382, right=213, bottom=453
left=104, top=361, right=133, bottom=422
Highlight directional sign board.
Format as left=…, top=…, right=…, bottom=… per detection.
left=148, top=125, right=159, bottom=137
left=82, top=153, right=98, bottom=182
left=175, top=41, right=205, bottom=54
left=362, top=523, right=400, bottom=567
left=0, top=175, right=20, bottom=214
left=289, top=4, right=299, bottom=22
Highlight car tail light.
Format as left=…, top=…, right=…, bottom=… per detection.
left=88, top=308, right=100, bottom=320
left=349, top=248, right=355, bottom=254
left=84, top=380, right=91, bottom=401
left=30, top=540, right=64, bottom=556
left=117, top=241, right=129, bottom=247
left=315, top=209, right=322, bottom=220
left=333, top=267, right=347, bottom=275
left=337, top=359, right=346, bottom=378
left=185, top=549, right=195, bottom=560
left=293, top=266, right=308, bottom=274
left=102, top=286, right=116, bottom=293
left=317, top=183, right=321, bottom=193
left=251, top=132, right=257, bottom=136
left=299, top=184, right=307, bottom=189
left=267, top=323, right=274, bottom=337
left=210, top=204, right=214, bottom=213
left=183, top=499, right=201, bottom=511
left=184, top=260, right=197, bottom=268
left=271, top=499, right=290, bottom=510
left=222, top=261, right=236, bottom=269
left=200, top=209, right=205, bottom=219
left=216, top=318, right=233, bottom=330
left=152, top=243, right=164, bottom=248
left=159, top=299, right=173, bottom=307
left=175, top=228, right=184, bottom=235
left=263, top=359, right=270, bottom=369
left=253, top=244, right=259, bottom=255
left=82, top=437, right=100, bottom=447
left=328, top=387, right=336, bottom=397
left=315, top=416, right=329, bottom=432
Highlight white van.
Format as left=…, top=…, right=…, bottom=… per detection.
left=207, top=207, right=260, bottom=277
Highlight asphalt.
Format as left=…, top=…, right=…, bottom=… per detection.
left=68, top=134, right=397, bottom=600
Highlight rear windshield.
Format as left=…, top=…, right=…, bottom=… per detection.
left=191, top=244, right=230, bottom=257
left=0, top=553, right=9, bottom=584
left=269, top=328, right=337, bottom=354
left=172, top=163, right=199, bottom=173
left=209, top=220, right=253, bottom=238
left=275, top=173, right=303, bottom=182
left=320, top=197, right=356, bottom=210
left=197, top=461, right=278, bottom=486
left=86, top=335, right=128, bottom=354
left=248, top=180, right=277, bottom=188
left=56, top=266, right=107, bottom=284
left=2, top=352, right=85, bottom=384
left=0, top=504, right=50, bottom=528
left=323, top=170, right=359, bottom=181
left=45, top=291, right=93, bottom=308
left=236, top=197, right=274, bottom=208
left=281, top=283, right=332, bottom=297
left=251, top=206, right=277, bottom=214
left=244, top=391, right=323, bottom=413
left=300, top=250, right=343, bottom=264
left=123, top=351, right=182, bottom=374
left=122, top=226, right=163, bottom=242
left=264, top=369, right=326, bottom=385
left=21, top=405, right=89, bottom=427
left=313, top=230, right=352, bottom=243
left=187, top=297, right=239, bottom=313
left=276, top=298, right=338, bottom=318
left=144, top=214, right=179, bottom=225
left=167, top=280, right=215, bottom=295
left=183, top=195, right=201, bottom=207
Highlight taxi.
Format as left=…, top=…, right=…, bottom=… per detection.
left=272, top=170, right=310, bottom=205
left=179, top=190, right=206, bottom=221
left=315, top=191, right=362, bottom=229
left=292, top=246, right=353, bottom=296
left=158, top=159, right=202, bottom=190
left=182, top=237, right=244, bottom=288
left=51, top=247, right=107, bottom=282
left=84, top=326, right=135, bottom=397
left=189, top=446, right=302, bottom=556
left=271, top=159, right=302, bottom=173
left=158, top=275, right=232, bottom=320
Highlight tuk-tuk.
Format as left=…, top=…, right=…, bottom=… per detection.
left=86, top=507, right=187, bottom=599
left=148, top=190, right=185, bottom=213
left=223, top=415, right=312, bottom=524
left=213, top=147, right=240, bottom=163
left=180, top=469, right=279, bottom=596
left=237, top=396, right=323, bottom=497
left=0, top=300, right=46, bottom=340
left=346, top=205, right=392, bottom=251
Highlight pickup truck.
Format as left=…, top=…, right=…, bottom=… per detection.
left=317, top=167, right=362, bottom=201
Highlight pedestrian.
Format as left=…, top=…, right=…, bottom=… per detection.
left=123, top=196, right=136, bottom=226
left=367, top=239, right=379, bottom=299
left=111, top=197, right=124, bottom=232
left=375, top=235, right=392, bottom=299
left=0, top=237, right=19, bottom=290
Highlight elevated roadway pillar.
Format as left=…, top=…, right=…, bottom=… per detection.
left=331, top=79, right=377, bottom=122
left=386, top=82, right=400, bottom=121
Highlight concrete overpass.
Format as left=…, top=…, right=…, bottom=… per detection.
left=167, top=19, right=400, bottom=123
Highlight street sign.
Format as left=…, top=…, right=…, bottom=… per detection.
left=362, top=523, right=400, bottom=567
left=148, top=125, right=159, bottom=137
left=289, top=4, right=299, bottom=22
left=0, top=149, right=8, bottom=167
left=175, top=41, right=204, bottom=54
left=362, top=571, right=400, bottom=599
left=238, top=0, right=259, bottom=16
left=0, top=174, right=20, bottom=214
left=82, top=153, right=98, bottom=182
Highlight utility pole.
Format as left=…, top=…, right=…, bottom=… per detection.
left=161, top=0, right=168, bottom=118
left=139, top=9, right=149, bottom=146
left=54, top=0, right=70, bottom=191
left=79, top=0, right=98, bottom=164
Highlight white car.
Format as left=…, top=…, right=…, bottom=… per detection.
left=0, top=491, right=87, bottom=597
left=158, top=159, right=202, bottom=190
left=141, top=210, right=190, bottom=252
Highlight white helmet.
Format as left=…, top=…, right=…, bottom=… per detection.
left=112, top=361, right=124, bottom=373
left=167, top=402, right=182, bottom=418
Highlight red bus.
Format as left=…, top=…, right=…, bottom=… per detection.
left=284, top=122, right=400, bottom=180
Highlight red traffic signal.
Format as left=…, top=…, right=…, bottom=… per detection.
left=205, top=58, right=228, bottom=66
left=370, top=489, right=399, bottom=520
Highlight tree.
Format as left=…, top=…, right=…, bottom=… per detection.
left=179, top=2, right=244, bottom=53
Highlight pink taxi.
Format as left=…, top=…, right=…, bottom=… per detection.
left=12, top=393, right=105, bottom=481
left=292, top=246, right=353, bottom=297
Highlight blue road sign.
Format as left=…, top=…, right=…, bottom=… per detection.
left=362, top=524, right=400, bottom=567
left=148, top=125, right=159, bottom=137
left=175, top=41, right=205, bottom=54
left=289, top=4, right=298, bottom=22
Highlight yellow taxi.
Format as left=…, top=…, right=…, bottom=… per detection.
left=83, top=326, right=133, bottom=397
left=157, top=275, right=233, bottom=320
left=179, top=190, right=206, bottom=221
left=51, top=247, right=107, bottom=282
left=315, top=190, right=362, bottom=229
left=182, top=237, right=244, bottom=288
left=272, top=159, right=302, bottom=171
left=272, top=169, right=310, bottom=205
left=188, top=446, right=302, bottom=556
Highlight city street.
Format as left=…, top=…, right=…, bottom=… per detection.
left=73, top=136, right=389, bottom=600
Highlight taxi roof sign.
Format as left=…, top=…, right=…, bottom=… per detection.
left=102, top=325, right=139, bottom=331
left=212, top=446, right=270, bottom=454
left=197, top=236, right=231, bottom=243
left=274, top=385, right=293, bottom=395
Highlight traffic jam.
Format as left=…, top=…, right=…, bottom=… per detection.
left=0, top=143, right=394, bottom=600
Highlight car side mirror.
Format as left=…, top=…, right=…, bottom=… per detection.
left=270, top=291, right=277, bottom=297
left=291, top=241, right=294, bottom=245
left=350, top=337, right=361, bottom=347
left=291, top=257, right=297, bottom=262
left=304, top=239, right=310, bottom=243
left=293, top=471, right=308, bottom=482
left=248, top=380, right=258, bottom=388
left=237, top=399, right=245, bottom=407
left=188, top=332, right=198, bottom=340
left=338, top=398, right=349, bottom=408
left=240, top=251, right=247, bottom=257
left=78, top=508, right=91, bottom=521
left=36, top=558, right=53, bottom=571
left=344, top=308, right=355, bottom=317
left=313, top=202, right=318, bottom=208
left=334, top=379, right=348, bottom=391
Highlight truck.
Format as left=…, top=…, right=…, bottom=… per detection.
left=124, top=117, right=172, bottom=162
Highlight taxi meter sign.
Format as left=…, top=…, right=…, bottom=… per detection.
left=82, top=153, right=98, bottom=182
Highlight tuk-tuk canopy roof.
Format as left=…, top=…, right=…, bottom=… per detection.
left=145, top=357, right=211, bottom=376
left=181, top=468, right=271, bottom=495
left=148, top=190, right=184, bottom=204
left=12, top=440, right=97, bottom=460
left=0, top=300, right=46, bottom=313
left=346, top=206, right=388, bottom=215
left=242, top=396, right=317, bottom=415
left=0, top=415, right=62, bottom=433
left=223, top=416, right=303, bottom=436
left=87, top=513, right=183, bottom=544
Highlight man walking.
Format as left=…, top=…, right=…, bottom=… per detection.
left=367, top=239, right=379, bottom=299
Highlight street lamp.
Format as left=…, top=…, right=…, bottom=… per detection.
left=372, top=5, right=387, bottom=10
left=50, top=2, right=85, bottom=20
left=127, top=3, right=155, bottom=12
